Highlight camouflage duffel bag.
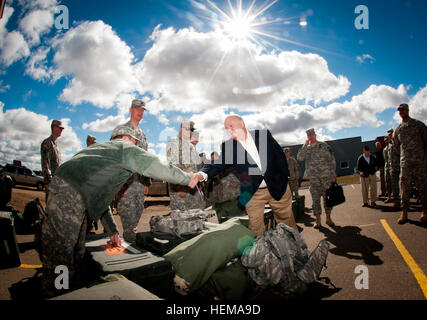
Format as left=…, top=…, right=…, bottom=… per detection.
left=150, top=210, right=206, bottom=238
left=241, top=223, right=329, bottom=298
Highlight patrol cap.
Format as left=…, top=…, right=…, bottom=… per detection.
left=131, top=99, right=147, bottom=109
left=110, top=125, right=140, bottom=142
left=86, top=135, right=96, bottom=144
left=181, top=120, right=195, bottom=131
left=51, top=119, right=64, bottom=129
left=397, top=103, right=409, bottom=110
left=305, top=128, right=315, bottom=136
left=387, top=128, right=394, bottom=134
left=284, top=147, right=291, bottom=152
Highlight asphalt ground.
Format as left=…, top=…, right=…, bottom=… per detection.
left=0, top=183, right=426, bottom=301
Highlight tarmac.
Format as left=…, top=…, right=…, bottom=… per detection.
left=0, top=182, right=426, bottom=301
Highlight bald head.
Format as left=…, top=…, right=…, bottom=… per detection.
left=224, top=115, right=247, bottom=141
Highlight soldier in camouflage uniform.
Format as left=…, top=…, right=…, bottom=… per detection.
left=40, top=125, right=198, bottom=298
left=40, top=119, right=63, bottom=200
left=393, top=104, right=427, bottom=224
left=113, top=99, right=151, bottom=243
left=297, top=128, right=337, bottom=229
left=388, top=129, right=401, bottom=208
left=383, top=132, right=393, bottom=203
left=167, top=120, right=206, bottom=211
left=284, top=147, right=301, bottom=198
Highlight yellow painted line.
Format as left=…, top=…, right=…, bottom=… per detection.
left=19, top=264, right=42, bottom=269
left=358, top=223, right=377, bottom=228
left=380, top=219, right=427, bottom=299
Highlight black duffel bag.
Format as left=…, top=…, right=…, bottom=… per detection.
left=325, top=182, right=346, bottom=208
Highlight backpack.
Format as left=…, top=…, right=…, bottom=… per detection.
left=23, top=198, right=45, bottom=255
left=241, top=223, right=329, bottom=298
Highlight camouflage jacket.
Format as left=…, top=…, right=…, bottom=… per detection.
left=166, top=136, right=202, bottom=173
left=393, top=118, right=427, bottom=168
left=55, top=140, right=190, bottom=220
left=297, top=141, right=336, bottom=180
left=286, top=156, right=301, bottom=180
left=40, top=135, right=61, bottom=182
left=387, top=140, right=400, bottom=172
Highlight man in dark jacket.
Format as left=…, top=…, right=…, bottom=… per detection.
left=196, top=115, right=296, bottom=236
left=357, top=146, right=378, bottom=207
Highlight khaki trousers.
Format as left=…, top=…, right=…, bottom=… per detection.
left=245, top=186, right=296, bottom=236
left=360, top=174, right=377, bottom=204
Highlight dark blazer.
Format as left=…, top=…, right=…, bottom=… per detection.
left=201, top=129, right=289, bottom=206
left=357, top=154, right=378, bottom=177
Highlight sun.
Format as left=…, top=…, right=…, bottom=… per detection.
left=203, top=0, right=282, bottom=48
left=222, top=12, right=252, bottom=42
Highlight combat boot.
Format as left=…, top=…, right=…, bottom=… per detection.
left=384, top=197, right=392, bottom=203
left=397, top=209, right=408, bottom=224
left=420, top=211, right=427, bottom=223
left=314, top=214, right=321, bottom=229
left=325, top=212, right=335, bottom=227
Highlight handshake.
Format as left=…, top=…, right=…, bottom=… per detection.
left=187, top=172, right=204, bottom=189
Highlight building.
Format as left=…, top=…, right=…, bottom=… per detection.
left=283, top=136, right=379, bottom=178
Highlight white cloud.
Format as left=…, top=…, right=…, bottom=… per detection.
left=19, top=9, right=54, bottom=46
left=24, top=46, right=52, bottom=81
left=0, top=102, right=81, bottom=170
left=51, top=20, right=141, bottom=108
left=187, top=84, right=409, bottom=149
left=138, top=26, right=351, bottom=113
left=356, top=54, right=375, bottom=64
left=0, top=80, right=10, bottom=92
left=0, top=2, right=58, bottom=68
left=393, top=84, right=427, bottom=123
left=0, top=30, right=30, bottom=67
left=408, top=84, right=427, bottom=122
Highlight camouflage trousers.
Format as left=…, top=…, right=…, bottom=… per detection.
left=117, top=179, right=145, bottom=244
left=289, top=179, right=299, bottom=197
left=385, top=169, right=392, bottom=197
left=309, top=177, right=332, bottom=215
left=169, top=185, right=206, bottom=211
left=391, top=169, right=401, bottom=200
left=400, top=165, right=427, bottom=211
left=40, top=176, right=88, bottom=298
left=385, top=168, right=400, bottom=200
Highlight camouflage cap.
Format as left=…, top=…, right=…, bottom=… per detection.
left=86, top=135, right=96, bottom=144
left=110, top=125, right=140, bottom=142
left=305, top=128, right=315, bottom=136
left=284, top=147, right=291, bottom=152
left=397, top=103, right=409, bottom=110
left=181, top=120, right=195, bottom=131
left=387, top=128, right=394, bottom=134
left=51, top=119, right=64, bottom=129
left=131, top=99, right=147, bottom=109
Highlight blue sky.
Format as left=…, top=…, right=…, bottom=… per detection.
left=0, top=0, right=426, bottom=170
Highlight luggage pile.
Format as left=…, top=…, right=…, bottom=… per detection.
left=4, top=195, right=329, bottom=300
left=80, top=205, right=330, bottom=300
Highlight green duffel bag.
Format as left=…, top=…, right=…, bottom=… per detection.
left=194, top=259, right=255, bottom=300
left=164, top=217, right=256, bottom=295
